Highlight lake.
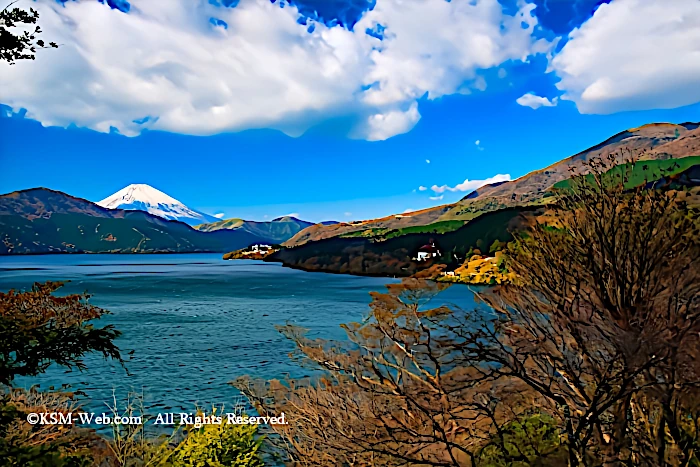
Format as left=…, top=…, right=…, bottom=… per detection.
left=0, top=254, right=481, bottom=419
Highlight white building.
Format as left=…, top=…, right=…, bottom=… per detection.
left=415, top=242, right=441, bottom=261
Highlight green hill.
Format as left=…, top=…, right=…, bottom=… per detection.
left=195, top=216, right=316, bottom=244
left=552, top=156, right=700, bottom=191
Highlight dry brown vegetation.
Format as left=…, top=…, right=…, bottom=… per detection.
left=235, top=156, right=700, bottom=466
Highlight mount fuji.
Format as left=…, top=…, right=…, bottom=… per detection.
left=97, top=184, right=218, bottom=226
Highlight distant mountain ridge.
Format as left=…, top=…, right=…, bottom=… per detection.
left=98, top=184, right=218, bottom=226
left=0, top=188, right=265, bottom=254
left=194, top=216, right=338, bottom=244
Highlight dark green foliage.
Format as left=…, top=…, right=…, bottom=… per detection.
left=0, top=1, right=58, bottom=64
left=477, top=414, right=563, bottom=466
left=0, top=281, right=123, bottom=386
left=0, top=282, right=121, bottom=464
left=0, top=316, right=122, bottom=386
left=489, top=239, right=507, bottom=254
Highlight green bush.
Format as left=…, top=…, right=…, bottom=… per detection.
left=477, top=414, right=562, bottom=467
left=171, top=421, right=264, bottom=467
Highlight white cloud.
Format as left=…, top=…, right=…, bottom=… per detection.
left=497, top=68, right=507, bottom=79
left=0, top=0, right=551, bottom=140
left=429, top=195, right=444, bottom=201
left=431, top=173, right=511, bottom=194
left=551, top=0, right=700, bottom=114
left=214, top=212, right=225, bottom=219
left=473, top=75, right=487, bottom=92
left=403, top=208, right=416, bottom=213
left=425, top=159, right=430, bottom=164
left=418, top=186, right=427, bottom=191
left=364, top=102, right=420, bottom=141
left=516, top=93, right=558, bottom=109
left=344, top=211, right=352, bottom=217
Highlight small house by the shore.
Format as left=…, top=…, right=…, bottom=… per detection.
left=415, top=242, right=441, bottom=261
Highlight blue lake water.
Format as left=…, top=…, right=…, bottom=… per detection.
left=0, top=254, right=481, bottom=418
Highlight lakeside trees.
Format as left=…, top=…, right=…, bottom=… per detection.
left=236, top=156, right=700, bottom=466
left=0, top=283, right=267, bottom=466
left=0, top=281, right=124, bottom=464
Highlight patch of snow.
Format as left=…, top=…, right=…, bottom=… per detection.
left=97, top=184, right=218, bottom=226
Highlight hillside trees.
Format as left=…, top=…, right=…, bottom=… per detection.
left=235, top=155, right=699, bottom=466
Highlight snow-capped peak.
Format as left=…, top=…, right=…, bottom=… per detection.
left=97, top=184, right=218, bottom=226
left=99, top=184, right=182, bottom=209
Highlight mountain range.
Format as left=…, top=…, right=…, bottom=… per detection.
left=0, top=189, right=268, bottom=254
left=1, top=122, right=698, bottom=262
left=95, top=184, right=334, bottom=244
left=0, top=187, right=334, bottom=254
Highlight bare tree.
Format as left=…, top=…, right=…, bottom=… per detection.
left=236, top=279, right=560, bottom=466
left=479, top=155, right=700, bottom=465
left=236, top=155, right=699, bottom=466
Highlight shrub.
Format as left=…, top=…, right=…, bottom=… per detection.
left=477, top=414, right=562, bottom=466
left=172, top=419, right=264, bottom=467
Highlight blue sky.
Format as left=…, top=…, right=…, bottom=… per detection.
left=1, top=0, right=699, bottom=222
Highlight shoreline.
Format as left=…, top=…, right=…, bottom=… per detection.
left=1, top=251, right=491, bottom=286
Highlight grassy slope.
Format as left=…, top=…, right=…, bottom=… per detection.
left=553, top=156, right=700, bottom=191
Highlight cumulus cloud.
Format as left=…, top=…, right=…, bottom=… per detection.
left=418, top=186, right=427, bottom=191
left=214, top=212, right=226, bottom=219
left=0, top=0, right=551, bottom=140
left=364, top=102, right=420, bottom=141
left=551, top=0, right=700, bottom=114
left=431, top=173, right=511, bottom=194
left=516, top=93, right=558, bottom=109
